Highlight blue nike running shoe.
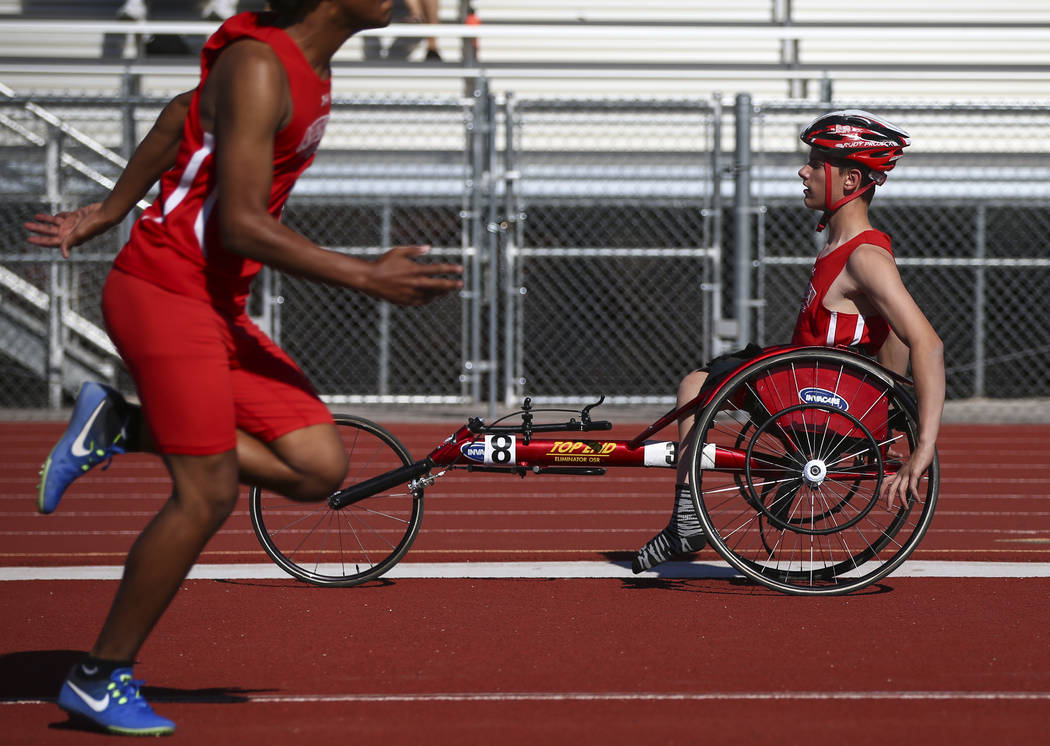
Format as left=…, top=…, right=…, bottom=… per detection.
left=37, top=381, right=131, bottom=515
left=58, top=667, right=175, bottom=736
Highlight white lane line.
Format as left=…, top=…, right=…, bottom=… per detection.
left=2, top=529, right=1050, bottom=542
left=3, top=560, right=1050, bottom=581
left=242, top=690, right=1050, bottom=703
left=6, top=690, right=1050, bottom=706
left=5, top=509, right=1050, bottom=519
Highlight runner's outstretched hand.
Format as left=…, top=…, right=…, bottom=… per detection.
left=25, top=203, right=113, bottom=258
left=366, top=245, right=463, bottom=305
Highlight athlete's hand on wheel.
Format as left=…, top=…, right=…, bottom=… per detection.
left=881, top=441, right=935, bottom=512
left=25, top=203, right=112, bottom=258
left=367, top=245, right=463, bottom=305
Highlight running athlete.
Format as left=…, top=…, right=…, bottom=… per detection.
left=25, top=1, right=461, bottom=736
left=632, top=109, right=945, bottom=573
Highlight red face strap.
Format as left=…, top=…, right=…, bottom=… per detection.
left=816, top=161, right=877, bottom=232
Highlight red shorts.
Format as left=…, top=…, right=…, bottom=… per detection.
left=102, top=268, right=333, bottom=455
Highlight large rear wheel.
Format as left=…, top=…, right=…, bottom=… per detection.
left=688, top=347, right=938, bottom=595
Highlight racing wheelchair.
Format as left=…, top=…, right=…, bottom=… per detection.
left=248, top=345, right=939, bottom=596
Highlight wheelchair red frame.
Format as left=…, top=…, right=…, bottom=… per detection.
left=249, top=345, right=939, bottom=596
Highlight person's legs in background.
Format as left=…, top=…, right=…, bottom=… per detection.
left=403, top=0, right=441, bottom=60
left=117, top=1, right=238, bottom=21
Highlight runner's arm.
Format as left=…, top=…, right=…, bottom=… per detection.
left=24, top=90, right=193, bottom=256
left=208, top=41, right=462, bottom=305
left=99, top=89, right=194, bottom=220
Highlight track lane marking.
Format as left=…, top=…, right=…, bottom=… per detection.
left=3, top=560, right=1050, bottom=581
left=7, top=690, right=1050, bottom=705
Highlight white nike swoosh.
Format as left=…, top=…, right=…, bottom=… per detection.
left=66, top=680, right=110, bottom=713
left=70, top=401, right=107, bottom=458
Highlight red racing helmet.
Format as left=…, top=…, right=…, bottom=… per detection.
left=800, top=109, right=910, bottom=186
left=800, top=110, right=910, bottom=231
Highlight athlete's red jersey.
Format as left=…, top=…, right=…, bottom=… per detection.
left=791, top=229, right=893, bottom=355
left=113, top=12, right=331, bottom=314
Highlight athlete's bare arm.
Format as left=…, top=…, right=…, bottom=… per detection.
left=846, top=244, right=945, bottom=509
left=203, top=40, right=462, bottom=306
left=25, top=90, right=194, bottom=257
left=876, top=328, right=910, bottom=377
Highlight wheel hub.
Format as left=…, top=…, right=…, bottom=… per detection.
left=802, top=458, right=827, bottom=487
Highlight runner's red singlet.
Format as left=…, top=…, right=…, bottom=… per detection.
left=114, top=11, right=331, bottom=315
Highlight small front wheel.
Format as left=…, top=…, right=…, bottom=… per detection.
left=249, top=415, right=424, bottom=587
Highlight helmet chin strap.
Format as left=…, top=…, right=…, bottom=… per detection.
left=816, top=161, right=877, bottom=232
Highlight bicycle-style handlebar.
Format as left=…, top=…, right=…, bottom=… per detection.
left=475, top=419, right=613, bottom=435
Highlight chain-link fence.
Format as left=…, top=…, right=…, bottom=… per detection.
left=507, top=98, right=721, bottom=405
left=2, top=87, right=1049, bottom=417
left=0, top=93, right=477, bottom=409
left=256, top=96, right=474, bottom=407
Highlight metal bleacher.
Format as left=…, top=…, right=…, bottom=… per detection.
left=0, top=1, right=1049, bottom=101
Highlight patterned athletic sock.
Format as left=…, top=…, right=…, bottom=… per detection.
left=632, top=484, right=707, bottom=573
left=670, top=482, right=703, bottom=538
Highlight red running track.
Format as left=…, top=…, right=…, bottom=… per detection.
left=2, top=420, right=1050, bottom=744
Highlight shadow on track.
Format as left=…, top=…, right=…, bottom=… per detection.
left=0, top=649, right=273, bottom=734
left=599, top=551, right=894, bottom=596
